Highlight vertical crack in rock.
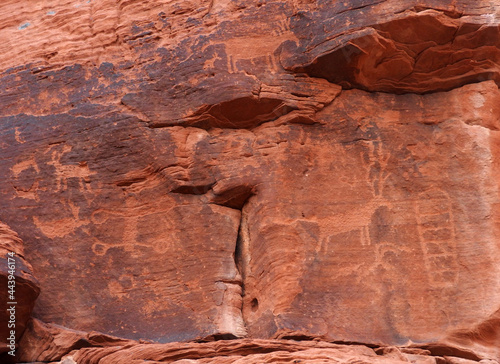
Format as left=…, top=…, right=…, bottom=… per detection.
left=210, top=186, right=255, bottom=340
left=233, top=191, right=254, bottom=335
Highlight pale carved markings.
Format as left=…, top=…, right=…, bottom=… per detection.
left=14, top=127, right=25, bottom=143
left=414, top=189, right=459, bottom=288
left=315, top=137, right=436, bottom=288
left=11, top=157, right=40, bottom=178
left=12, top=142, right=93, bottom=200
left=90, top=204, right=175, bottom=257
left=316, top=139, right=392, bottom=254
left=315, top=197, right=382, bottom=255
left=32, top=200, right=89, bottom=239
left=10, top=145, right=97, bottom=237
left=223, top=17, right=293, bottom=74
left=47, top=144, right=96, bottom=193
left=11, top=155, right=41, bottom=201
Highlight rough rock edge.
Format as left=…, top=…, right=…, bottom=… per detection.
left=282, top=9, right=500, bottom=94
left=0, top=221, right=40, bottom=359
left=16, top=322, right=500, bottom=364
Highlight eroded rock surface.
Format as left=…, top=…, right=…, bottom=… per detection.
left=16, top=323, right=500, bottom=364
left=282, top=7, right=500, bottom=93
left=0, top=222, right=39, bottom=360
left=0, top=0, right=500, bottom=362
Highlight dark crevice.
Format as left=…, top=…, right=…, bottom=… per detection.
left=211, top=185, right=255, bottom=210
left=276, top=333, right=323, bottom=342
left=143, top=97, right=298, bottom=131
left=250, top=298, right=259, bottom=311
left=233, top=188, right=255, bottom=333
left=414, top=344, right=482, bottom=362
left=290, top=91, right=312, bottom=98
left=189, top=97, right=290, bottom=130
left=274, top=332, right=381, bottom=348
left=331, top=340, right=381, bottom=349
left=197, top=333, right=239, bottom=342
left=171, top=183, right=215, bottom=195
left=234, top=222, right=245, bottom=287
left=146, top=109, right=320, bottom=133
left=234, top=189, right=254, bottom=286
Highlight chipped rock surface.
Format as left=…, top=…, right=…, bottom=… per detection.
left=0, top=0, right=500, bottom=363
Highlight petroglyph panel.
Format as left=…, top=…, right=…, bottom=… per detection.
left=1, top=73, right=499, bottom=350
left=242, top=87, right=500, bottom=344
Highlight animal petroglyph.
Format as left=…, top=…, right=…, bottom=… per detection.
left=317, top=139, right=393, bottom=253
left=223, top=31, right=295, bottom=73
left=90, top=203, right=176, bottom=256
left=47, top=144, right=96, bottom=192
left=11, top=156, right=39, bottom=178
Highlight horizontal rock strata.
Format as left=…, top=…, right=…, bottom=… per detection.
left=16, top=319, right=500, bottom=364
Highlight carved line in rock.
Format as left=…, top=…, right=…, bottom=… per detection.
left=414, top=188, right=459, bottom=288
left=283, top=10, right=500, bottom=94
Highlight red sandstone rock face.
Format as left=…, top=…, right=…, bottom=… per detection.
left=282, top=8, right=500, bottom=93
left=246, top=82, right=500, bottom=349
left=0, top=222, right=39, bottom=358
left=0, top=0, right=500, bottom=362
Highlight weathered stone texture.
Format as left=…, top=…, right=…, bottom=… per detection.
left=0, top=222, right=39, bottom=358
left=0, top=0, right=499, bottom=362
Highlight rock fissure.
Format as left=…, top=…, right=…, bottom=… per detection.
left=229, top=190, right=255, bottom=338
left=144, top=105, right=322, bottom=132
left=171, top=183, right=216, bottom=195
